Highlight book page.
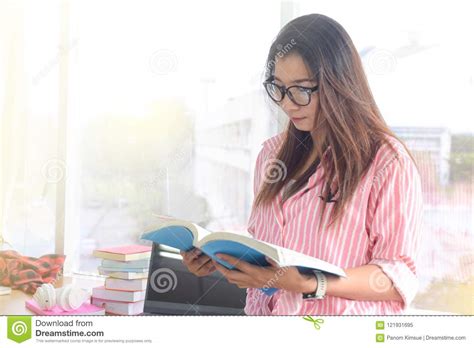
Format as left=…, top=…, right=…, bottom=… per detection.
left=192, top=223, right=214, bottom=242
left=275, top=246, right=346, bottom=277
left=197, top=232, right=279, bottom=260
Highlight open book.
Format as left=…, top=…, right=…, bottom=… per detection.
left=141, top=218, right=346, bottom=296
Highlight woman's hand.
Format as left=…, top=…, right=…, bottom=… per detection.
left=180, top=248, right=216, bottom=277
left=211, top=253, right=317, bottom=293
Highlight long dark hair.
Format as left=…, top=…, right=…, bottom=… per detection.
left=254, top=14, right=417, bottom=228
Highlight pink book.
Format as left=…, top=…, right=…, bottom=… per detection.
left=25, top=299, right=105, bottom=315
left=93, top=245, right=152, bottom=261
left=92, top=286, right=146, bottom=302
left=91, top=298, right=144, bottom=315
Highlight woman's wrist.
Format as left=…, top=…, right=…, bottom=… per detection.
left=299, top=272, right=318, bottom=294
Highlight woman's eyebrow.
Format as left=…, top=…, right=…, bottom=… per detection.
left=273, top=76, right=314, bottom=83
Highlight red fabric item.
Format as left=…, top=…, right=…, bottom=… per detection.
left=0, top=250, right=66, bottom=294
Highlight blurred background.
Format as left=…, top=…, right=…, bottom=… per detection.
left=0, top=0, right=472, bottom=314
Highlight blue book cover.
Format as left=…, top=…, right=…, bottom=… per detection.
left=101, top=259, right=150, bottom=269
left=141, top=219, right=346, bottom=297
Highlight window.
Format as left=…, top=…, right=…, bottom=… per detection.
left=1, top=0, right=472, bottom=314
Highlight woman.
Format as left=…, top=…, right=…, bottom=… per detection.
left=181, top=14, right=423, bottom=315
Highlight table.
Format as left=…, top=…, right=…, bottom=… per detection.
left=0, top=274, right=105, bottom=315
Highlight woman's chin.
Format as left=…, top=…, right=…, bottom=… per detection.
left=292, top=121, right=312, bottom=131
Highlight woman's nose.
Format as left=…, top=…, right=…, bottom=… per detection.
left=280, top=96, right=300, bottom=112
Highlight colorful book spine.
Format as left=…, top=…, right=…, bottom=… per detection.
left=92, top=245, right=150, bottom=315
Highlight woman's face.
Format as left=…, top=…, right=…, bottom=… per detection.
left=273, top=53, right=319, bottom=132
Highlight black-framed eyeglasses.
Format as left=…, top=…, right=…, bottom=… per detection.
left=263, top=79, right=319, bottom=106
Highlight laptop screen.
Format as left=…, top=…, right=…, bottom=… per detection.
left=144, top=244, right=247, bottom=315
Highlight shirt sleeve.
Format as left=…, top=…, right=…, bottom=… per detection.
left=246, top=145, right=268, bottom=238
left=253, top=145, right=269, bottom=197
left=245, top=145, right=269, bottom=315
left=366, top=153, right=424, bottom=311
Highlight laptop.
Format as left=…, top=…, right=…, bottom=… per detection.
left=143, top=243, right=247, bottom=315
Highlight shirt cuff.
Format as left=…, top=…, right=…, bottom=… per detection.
left=368, top=258, right=419, bottom=311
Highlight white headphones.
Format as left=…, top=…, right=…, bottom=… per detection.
left=33, top=283, right=90, bottom=311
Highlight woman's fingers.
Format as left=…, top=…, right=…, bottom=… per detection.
left=193, top=259, right=216, bottom=276
left=180, top=249, right=216, bottom=277
left=180, top=248, right=202, bottom=263
left=265, top=256, right=280, bottom=268
left=193, top=254, right=212, bottom=270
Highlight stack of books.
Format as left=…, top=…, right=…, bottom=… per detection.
left=91, top=244, right=152, bottom=315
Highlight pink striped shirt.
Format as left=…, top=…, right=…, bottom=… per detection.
left=244, top=132, right=423, bottom=315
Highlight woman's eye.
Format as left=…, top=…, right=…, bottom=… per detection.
left=297, top=86, right=310, bottom=93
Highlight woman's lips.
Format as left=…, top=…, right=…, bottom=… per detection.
left=290, top=117, right=306, bottom=122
